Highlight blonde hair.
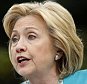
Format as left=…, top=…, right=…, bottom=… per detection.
left=3, top=1, right=83, bottom=79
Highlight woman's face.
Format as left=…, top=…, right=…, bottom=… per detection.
left=10, top=15, right=57, bottom=77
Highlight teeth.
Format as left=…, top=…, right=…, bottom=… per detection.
left=19, top=58, right=25, bottom=61
left=17, top=56, right=29, bottom=63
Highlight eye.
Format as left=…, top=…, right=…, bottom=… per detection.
left=28, top=34, right=36, bottom=40
left=11, top=35, right=19, bottom=43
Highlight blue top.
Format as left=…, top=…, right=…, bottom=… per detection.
left=21, top=70, right=87, bottom=84
left=64, top=69, right=87, bottom=84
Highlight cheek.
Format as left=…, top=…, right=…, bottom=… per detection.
left=32, top=40, right=55, bottom=63
left=32, top=43, right=56, bottom=71
left=9, top=47, right=16, bottom=65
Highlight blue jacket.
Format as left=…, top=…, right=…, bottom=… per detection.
left=64, top=69, right=87, bottom=84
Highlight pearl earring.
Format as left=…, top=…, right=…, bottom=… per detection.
left=55, top=54, right=59, bottom=60
left=55, top=52, right=63, bottom=60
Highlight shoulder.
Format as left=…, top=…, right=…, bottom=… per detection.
left=63, top=69, right=87, bottom=84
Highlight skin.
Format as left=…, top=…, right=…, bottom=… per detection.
left=10, top=15, right=59, bottom=84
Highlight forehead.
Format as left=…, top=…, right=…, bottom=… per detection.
left=13, top=15, right=48, bottom=31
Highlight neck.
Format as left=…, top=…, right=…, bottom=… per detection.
left=29, top=73, right=58, bottom=84
left=27, top=67, right=59, bottom=84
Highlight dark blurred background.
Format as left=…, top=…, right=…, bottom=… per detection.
left=0, top=0, right=87, bottom=84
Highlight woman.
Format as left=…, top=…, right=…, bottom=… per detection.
left=3, top=1, right=87, bottom=84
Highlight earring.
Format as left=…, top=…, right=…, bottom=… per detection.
left=55, top=52, right=62, bottom=61
left=55, top=54, right=59, bottom=60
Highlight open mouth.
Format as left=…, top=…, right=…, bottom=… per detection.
left=17, top=56, right=30, bottom=63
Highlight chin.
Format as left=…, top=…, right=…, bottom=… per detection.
left=17, top=67, right=36, bottom=77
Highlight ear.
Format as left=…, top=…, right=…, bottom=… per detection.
left=55, top=51, right=63, bottom=60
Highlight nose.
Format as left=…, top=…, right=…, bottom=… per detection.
left=16, top=39, right=27, bottom=53
left=16, top=47, right=27, bottom=53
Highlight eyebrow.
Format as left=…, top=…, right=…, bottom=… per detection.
left=25, top=27, right=38, bottom=31
left=12, top=30, right=18, bottom=33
